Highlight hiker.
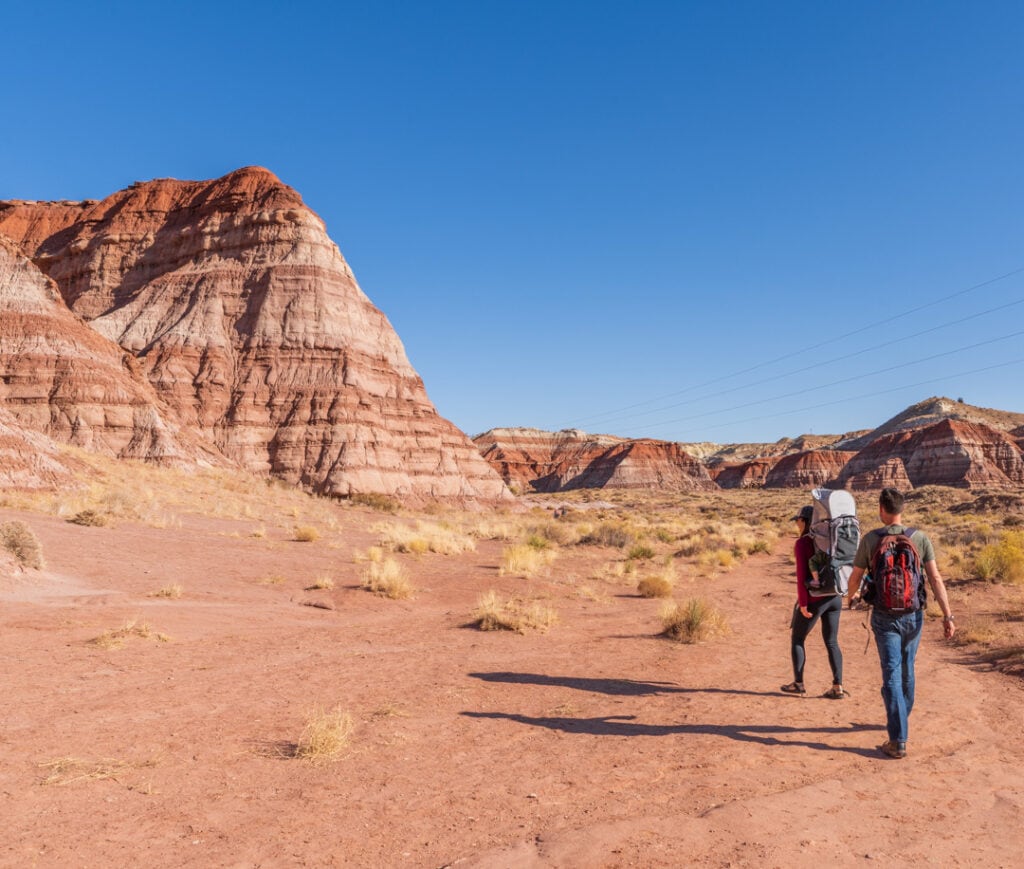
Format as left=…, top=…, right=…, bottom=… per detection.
left=781, top=505, right=847, bottom=699
left=848, top=487, right=956, bottom=759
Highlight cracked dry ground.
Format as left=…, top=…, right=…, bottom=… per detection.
left=2, top=505, right=1022, bottom=868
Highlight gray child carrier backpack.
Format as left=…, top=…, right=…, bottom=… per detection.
left=805, top=488, right=860, bottom=596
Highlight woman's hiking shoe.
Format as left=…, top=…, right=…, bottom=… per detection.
left=823, top=685, right=849, bottom=699
left=879, top=741, right=907, bottom=759
left=780, top=682, right=806, bottom=695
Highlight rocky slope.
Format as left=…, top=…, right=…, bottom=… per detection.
left=832, top=419, right=1024, bottom=490
left=0, top=169, right=507, bottom=500
left=474, top=428, right=715, bottom=492
left=477, top=400, right=1024, bottom=494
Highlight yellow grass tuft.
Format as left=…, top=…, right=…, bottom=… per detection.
left=87, top=619, right=154, bottom=650
left=472, top=591, right=558, bottom=633
left=306, top=575, right=335, bottom=591
left=38, top=755, right=158, bottom=786
left=378, top=521, right=476, bottom=556
left=294, top=525, right=320, bottom=543
left=660, top=597, right=729, bottom=643
left=637, top=566, right=675, bottom=598
left=500, top=543, right=557, bottom=577
left=150, top=583, right=183, bottom=599
left=361, top=558, right=414, bottom=599
left=295, top=706, right=355, bottom=764
left=973, top=531, right=1024, bottom=584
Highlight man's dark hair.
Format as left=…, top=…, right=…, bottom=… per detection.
left=880, top=487, right=905, bottom=515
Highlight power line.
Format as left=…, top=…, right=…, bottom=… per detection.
left=564, top=263, right=1024, bottom=428
left=578, top=294, right=1024, bottom=429
left=663, top=356, right=1024, bottom=439
left=624, top=327, right=1024, bottom=433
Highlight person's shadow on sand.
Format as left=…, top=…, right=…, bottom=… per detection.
left=468, top=671, right=775, bottom=698
left=461, top=711, right=883, bottom=756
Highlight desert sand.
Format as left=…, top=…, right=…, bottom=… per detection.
left=2, top=489, right=1023, bottom=868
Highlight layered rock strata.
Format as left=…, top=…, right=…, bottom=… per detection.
left=474, top=428, right=715, bottom=492
left=832, top=420, right=1024, bottom=490
left=709, top=458, right=779, bottom=489
left=764, top=450, right=858, bottom=489
left=0, top=238, right=207, bottom=469
left=0, top=169, right=507, bottom=500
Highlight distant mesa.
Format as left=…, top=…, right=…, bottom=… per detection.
left=474, top=428, right=715, bottom=493
left=0, top=168, right=507, bottom=501
left=475, top=397, right=1024, bottom=493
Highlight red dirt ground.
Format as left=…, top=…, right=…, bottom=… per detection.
left=2, top=504, right=1023, bottom=868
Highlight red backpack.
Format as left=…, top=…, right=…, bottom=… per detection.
left=869, top=527, right=923, bottom=613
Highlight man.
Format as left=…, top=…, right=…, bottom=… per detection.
left=848, top=487, right=956, bottom=759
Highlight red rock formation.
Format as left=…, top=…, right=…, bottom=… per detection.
left=474, top=428, right=715, bottom=492
left=709, top=458, right=780, bottom=489
left=0, top=169, right=507, bottom=500
left=764, top=450, right=857, bottom=489
left=833, top=420, right=1024, bottom=490
left=0, top=237, right=209, bottom=467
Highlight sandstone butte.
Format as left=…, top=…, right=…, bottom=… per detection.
left=0, top=168, right=507, bottom=501
left=476, top=398, right=1024, bottom=493
left=473, top=427, right=716, bottom=492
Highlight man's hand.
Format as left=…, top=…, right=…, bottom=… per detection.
left=943, top=617, right=956, bottom=640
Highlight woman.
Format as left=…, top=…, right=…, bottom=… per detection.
left=781, top=505, right=847, bottom=698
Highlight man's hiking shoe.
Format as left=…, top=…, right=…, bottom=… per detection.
left=823, top=685, right=849, bottom=699
left=879, top=741, right=907, bottom=759
left=780, top=682, right=806, bottom=695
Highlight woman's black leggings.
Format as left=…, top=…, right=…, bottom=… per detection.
left=790, top=594, right=843, bottom=684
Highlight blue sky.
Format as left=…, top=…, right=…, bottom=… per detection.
left=3, top=1, right=1023, bottom=443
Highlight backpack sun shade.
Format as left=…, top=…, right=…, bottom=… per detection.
left=806, top=487, right=860, bottom=597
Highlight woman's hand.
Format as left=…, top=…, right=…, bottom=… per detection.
left=799, top=606, right=811, bottom=619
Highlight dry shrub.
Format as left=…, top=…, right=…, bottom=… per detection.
left=306, top=576, right=335, bottom=590
left=628, top=543, right=656, bottom=561
left=0, top=520, right=44, bottom=569
left=150, top=583, right=183, bottom=599
left=529, top=520, right=579, bottom=546
left=361, top=558, right=414, bottom=599
left=472, top=591, right=557, bottom=633
left=39, top=756, right=158, bottom=786
left=379, top=521, right=476, bottom=556
left=349, top=492, right=399, bottom=513
left=973, top=531, right=1024, bottom=584
left=637, top=568, right=675, bottom=598
left=660, top=598, right=729, bottom=643
left=67, top=509, right=110, bottom=527
left=295, top=707, right=354, bottom=764
left=88, top=619, right=160, bottom=650
left=954, top=616, right=998, bottom=646
left=500, top=543, right=557, bottom=577
left=698, top=548, right=735, bottom=572
left=580, top=522, right=635, bottom=548
left=467, top=520, right=519, bottom=541
left=294, top=525, right=320, bottom=543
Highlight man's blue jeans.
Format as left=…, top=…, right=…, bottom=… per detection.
left=871, top=609, right=924, bottom=744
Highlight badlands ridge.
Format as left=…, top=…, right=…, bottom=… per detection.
left=2, top=168, right=1023, bottom=499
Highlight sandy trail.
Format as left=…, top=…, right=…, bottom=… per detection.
left=1, top=506, right=1022, bottom=868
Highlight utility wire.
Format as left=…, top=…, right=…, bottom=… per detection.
left=624, top=327, right=1024, bottom=433
left=663, top=356, right=1024, bottom=439
left=580, top=294, right=1024, bottom=429
left=565, top=263, right=1024, bottom=428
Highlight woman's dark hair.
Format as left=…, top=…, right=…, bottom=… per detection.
left=879, top=487, right=905, bottom=515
